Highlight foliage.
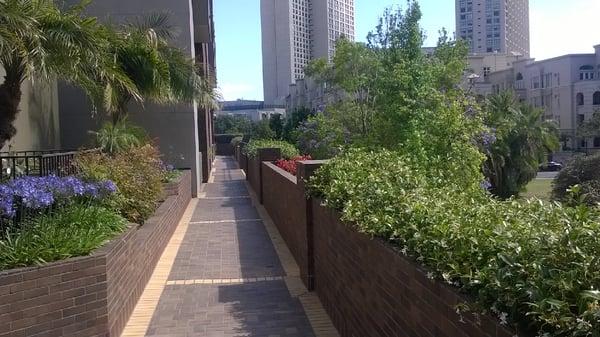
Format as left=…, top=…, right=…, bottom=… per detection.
left=296, top=114, right=348, bottom=159
left=215, top=115, right=253, bottom=134
left=269, top=114, right=284, bottom=139
left=243, top=139, right=299, bottom=160
left=304, top=3, right=484, bottom=187
left=103, top=13, right=216, bottom=122
left=230, top=136, right=243, bottom=148
left=0, top=0, right=138, bottom=148
left=481, top=92, right=560, bottom=198
left=0, top=204, right=126, bottom=270
left=251, top=119, right=276, bottom=140
left=552, top=153, right=600, bottom=206
left=75, top=144, right=165, bottom=223
left=309, top=148, right=600, bottom=336
left=275, top=155, right=312, bottom=176
left=578, top=112, right=600, bottom=138
left=90, top=118, right=149, bottom=154
left=283, top=107, right=313, bottom=142
left=162, top=164, right=182, bottom=183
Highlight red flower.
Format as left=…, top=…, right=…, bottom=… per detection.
left=275, top=155, right=312, bottom=175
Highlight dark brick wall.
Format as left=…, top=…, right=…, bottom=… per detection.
left=311, top=200, right=516, bottom=337
left=261, top=163, right=310, bottom=287
left=215, top=134, right=241, bottom=156
left=0, top=171, right=192, bottom=337
left=246, top=149, right=281, bottom=203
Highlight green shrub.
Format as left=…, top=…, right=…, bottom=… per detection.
left=90, top=118, right=149, bottom=154
left=230, top=136, right=243, bottom=148
left=309, top=148, right=600, bottom=336
left=553, top=153, right=600, bottom=206
left=243, top=139, right=299, bottom=159
left=0, top=204, right=126, bottom=270
left=75, top=144, right=165, bottom=223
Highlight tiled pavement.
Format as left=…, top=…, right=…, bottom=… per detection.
left=122, top=156, right=334, bottom=337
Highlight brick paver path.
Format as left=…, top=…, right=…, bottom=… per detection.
left=142, top=157, right=316, bottom=337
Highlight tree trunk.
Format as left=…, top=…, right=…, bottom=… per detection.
left=0, top=77, right=23, bottom=149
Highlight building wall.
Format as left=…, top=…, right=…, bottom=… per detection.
left=478, top=45, right=600, bottom=151
left=456, top=0, right=530, bottom=56
left=58, top=0, right=208, bottom=195
left=0, top=69, right=60, bottom=152
left=261, top=0, right=355, bottom=106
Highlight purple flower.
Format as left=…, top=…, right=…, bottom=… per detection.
left=480, top=180, right=492, bottom=190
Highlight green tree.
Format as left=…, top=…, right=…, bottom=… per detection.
left=269, top=114, right=284, bottom=139
left=304, top=1, right=484, bottom=188
left=251, top=119, right=275, bottom=140
left=482, top=92, right=560, bottom=198
left=283, top=107, right=312, bottom=142
left=103, top=13, right=216, bottom=123
left=214, top=115, right=253, bottom=134
left=578, top=111, right=600, bottom=138
left=0, top=0, right=137, bottom=148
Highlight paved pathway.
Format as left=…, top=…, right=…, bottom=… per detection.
left=122, top=156, right=336, bottom=337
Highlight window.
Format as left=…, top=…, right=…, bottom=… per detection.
left=580, top=65, right=595, bottom=81
left=594, top=91, right=600, bottom=105
left=577, top=93, right=585, bottom=106
left=595, top=137, right=600, bottom=148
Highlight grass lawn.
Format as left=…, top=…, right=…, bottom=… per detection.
left=522, top=179, right=553, bottom=201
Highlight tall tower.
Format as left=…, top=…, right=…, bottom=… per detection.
left=456, top=0, right=530, bottom=56
left=261, top=0, right=355, bottom=106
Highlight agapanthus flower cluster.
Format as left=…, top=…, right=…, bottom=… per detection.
left=0, top=176, right=118, bottom=218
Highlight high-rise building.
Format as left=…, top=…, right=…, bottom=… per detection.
left=456, top=0, right=530, bottom=56
left=261, top=0, right=355, bottom=105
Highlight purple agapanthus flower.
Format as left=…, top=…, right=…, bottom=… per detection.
left=0, top=176, right=118, bottom=219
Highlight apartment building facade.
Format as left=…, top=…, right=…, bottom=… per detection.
left=478, top=44, right=600, bottom=151
left=261, top=0, right=355, bottom=106
left=456, top=0, right=530, bottom=56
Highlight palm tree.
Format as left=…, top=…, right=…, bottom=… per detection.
left=102, top=13, right=219, bottom=123
left=0, top=0, right=138, bottom=148
left=483, top=91, right=559, bottom=198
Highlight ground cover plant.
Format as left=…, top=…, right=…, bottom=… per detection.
left=552, top=153, right=600, bottom=206
left=309, top=148, right=600, bottom=336
left=243, top=139, right=299, bottom=160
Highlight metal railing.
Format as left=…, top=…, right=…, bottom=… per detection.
left=0, top=149, right=99, bottom=181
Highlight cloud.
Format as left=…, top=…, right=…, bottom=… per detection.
left=219, top=83, right=262, bottom=101
left=531, top=0, right=600, bottom=60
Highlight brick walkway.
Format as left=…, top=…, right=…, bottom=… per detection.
left=122, top=156, right=334, bottom=337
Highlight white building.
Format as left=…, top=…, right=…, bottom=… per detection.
left=217, top=100, right=285, bottom=122
left=477, top=44, right=600, bottom=152
left=260, top=0, right=355, bottom=106
left=456, top=0, right=530, bottom=57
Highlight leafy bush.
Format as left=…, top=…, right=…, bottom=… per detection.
left=309, top=148, right=600, bottom=336
left=230, top=136, right=243, bottom=148
left=552, top=153, right=600, bottom=206
left=243, top=139, right=299, bottom=160
left=275, top=155, right=312, bottom=176
left=75, top=144, right=165, bottom=223
left=0, top=204, right=126, bottom=270
left=90, top=118, right=148, bottom=154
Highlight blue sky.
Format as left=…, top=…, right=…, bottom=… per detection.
left=214, top=0, right=600, bottom=101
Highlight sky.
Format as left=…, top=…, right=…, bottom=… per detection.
left=213, top=0, right=600, bottom=101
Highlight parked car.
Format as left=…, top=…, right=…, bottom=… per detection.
left=539, top=161, right=563, bottom=172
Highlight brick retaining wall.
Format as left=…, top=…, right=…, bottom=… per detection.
left=262, top=163, right=311, bottom=288
left=311, top=200, right=516, bottom=337
left=0, top=171, right=192, bottom=337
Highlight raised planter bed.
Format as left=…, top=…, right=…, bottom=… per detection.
left=253, top=158, right=519, bottom=337
left=0, top=170, right=192, bottom=337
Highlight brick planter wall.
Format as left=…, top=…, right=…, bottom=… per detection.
left=261, top=163, right=311, bottom=287
left=0, top=171, right=192, bottom=337
left=311, top=200, right=516, bottom=337
left=246, top=148, right=281, bottom=203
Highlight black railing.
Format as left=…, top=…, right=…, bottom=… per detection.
left=0, top=149, right=99, bottom=181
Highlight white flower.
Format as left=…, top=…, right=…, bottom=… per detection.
left=400, top=246, right=408, bottom=255
left=499, top=312, right=508, bottom=325
left=426, top=272, right=434, bottom=280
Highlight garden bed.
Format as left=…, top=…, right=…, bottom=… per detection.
left=0, top=170, right=191, bottom=337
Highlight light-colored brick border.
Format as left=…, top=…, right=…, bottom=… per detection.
left=120, top=198, right=198, bottom=337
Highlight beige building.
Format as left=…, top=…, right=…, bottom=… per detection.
left=261, top=0, right=355, bottom=106
left=456, top=0, right=530, bottom=56
left=477, top=44, right=600, bottom=152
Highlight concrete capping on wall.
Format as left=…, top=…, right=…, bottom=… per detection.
left=0, top=170, right=192, bottom=337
